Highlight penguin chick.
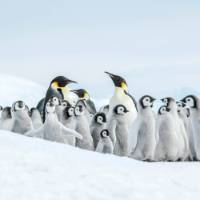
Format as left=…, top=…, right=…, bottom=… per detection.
left=61, top=105, right=77, bottom=146
left=108, top=104, right=130, bottom=157
left=11, top=101, right=33, bottom=134
left=181, top=95, right=200, bottom=160
left=176, top=101, right=196, bottom=161
left=161, top=97, right=189, bottom=161
left=96, top=129, right=114, bottom=154
left=30, top=108, right=43, bottom=129
left=55, top=99, right=70, bottom=121
left=155, top=106, right=180, bottom=161
left=90, top=112, right=107, bottom=148
left=74, top=100, right=94, bottom=151
left=130, top=95, right=156, bottom=161
left=26, top=101, right=82, bottom=143
left=0, top=107, right=13, bottom=131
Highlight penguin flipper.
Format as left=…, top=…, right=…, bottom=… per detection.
left=59, top=123, right=83, bottom=139
left=124, top=91, right=138, bottom=112
left=26, top=126, right=44, bottom=138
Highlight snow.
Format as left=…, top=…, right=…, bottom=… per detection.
left=0, top=131, right=200, bottom=200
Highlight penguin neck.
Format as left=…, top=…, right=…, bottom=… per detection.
left=114, top=87, right=127, bottom=98
left=139, top=106, right=153, bottom=116
left=62, top=86, right=70, bottom=98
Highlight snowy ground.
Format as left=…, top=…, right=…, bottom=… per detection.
left=0, top=131, right=200, bottom=200
left=0, top=75, right=200, bottom=200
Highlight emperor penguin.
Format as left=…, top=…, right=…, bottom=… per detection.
left=176, top=101, right=196, bottom=161
left=11, top=101, right=33, bottom=134
left=30, top=108, right=43, bottom=129
left=181, top=95, right=200, bottom=160
left=43, top=76, right=77, bottom=121
left=72, top=89, right=97, bottom=115
left=0, top=107, right=13, bottom=131
left=108, top=104, right=130, bottom=157
left=130, top=95, right=157, bottom=161
left=74, top=100, right=94, bottom=151
left=90, top=112, right=107, bottom=148
left=155, top=106, right=179, bottom=161
left=26, top=101, right=82, bottom=143
left=161, top=97, right=189, bottom=161
left=96, top=129, right=114, bottom=154
left=105, top=72, right=138, bottom=128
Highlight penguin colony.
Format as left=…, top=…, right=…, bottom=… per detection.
left=0, top=73, right=199, bottom=162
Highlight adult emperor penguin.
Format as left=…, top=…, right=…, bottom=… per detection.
left=43, top=76, right=77, bottom=121
left=72, top=89, right=97, bottom=114
left=130, top=95, right=156, bottom=161
left=30, top=108, right=43, bottom=129
left=11, top=101, right=33, bottom=134
left=96, top=129, right=114, bottom=154
left=161, top=97, right=189, bottom=161
left=0, top=107, right=12, bottom=131
left=105, top=72, right=138, bottom=128
left=26, top=101, right=82, bottom=143
left=74, top=100, right=94, bottom=151
left=155, top=106, right=180, bottom=161
left=90, top=112, right=107, bottom=148
left=108, top=104, right=130, bottom=157
left=181, top=95, right=200, bottom=160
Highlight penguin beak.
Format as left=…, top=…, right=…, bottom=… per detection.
left=160, top=98, right=165, bottom=102
left=180, top=98, right=186, bottom=103
left=151, top=97, right=156, bottom=102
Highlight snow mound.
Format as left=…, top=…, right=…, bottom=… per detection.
left=0, top=131, right=199, bottom=200
left=0, top=74, right=45, bottom=107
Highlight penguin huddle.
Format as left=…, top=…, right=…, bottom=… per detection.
left=0, top=74, right=199, bottom=162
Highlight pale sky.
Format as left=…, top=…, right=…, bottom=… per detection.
left=0, top=0, right=200, bottom=99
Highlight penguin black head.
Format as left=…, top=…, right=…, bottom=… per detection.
left=74, top=100, right=87, bottom=116
left=45, top=101, right=56, bottom=113
left=139, top=95, right=156, bottom=109
left=158, top=106, right=170, bottom=115
left=61, top=100, right=70, bottom=107
left=105, top=72, right=128, bottom=91
left=1, top=107, right=11, bottom=118
left=94, top=112, right=107, bottom=125
left=176, top=101, right=186, bottom=113
left=64, top=106, right=74, bottom=118
left=0, top=106, right=3, bottom=111
left=48, top=96, right=61, bottom=106
left=180, top=95, right=197, bottom=109
left=100, top=129, right=110, bottom=138
left=51, top=76, right=77, bottom=88
left=12, top=101, right=26, bottom=112
left=161, top=97, right=175, bottom=107
left=114, top=104, right=129, bottom=115
left=72, top=89, right=90, bottom=100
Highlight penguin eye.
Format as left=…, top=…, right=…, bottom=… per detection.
left=53, top=97, right=57, bottom=102
left=146, top=98, right=150, bottom=102
left=187, top=98, right=191, bottom=102
left=62, top=102, right=67, bottom=107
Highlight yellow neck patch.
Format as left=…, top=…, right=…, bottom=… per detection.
left=121, top=82, right=128, bottom=91
left=51, top=81, right=60, bottom=89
